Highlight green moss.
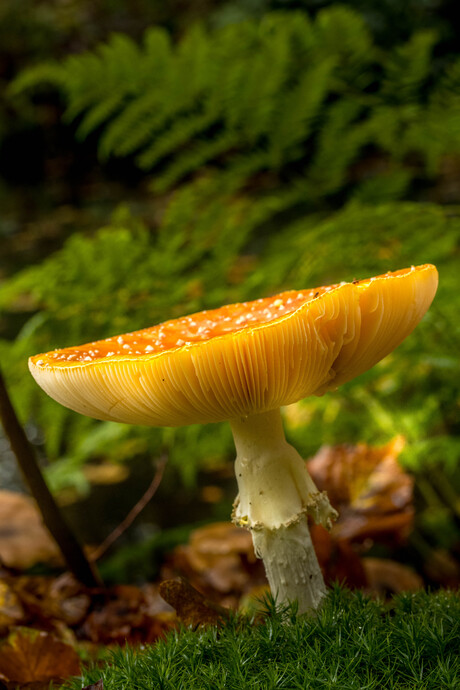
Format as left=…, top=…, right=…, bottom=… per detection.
left=70, top=588, right=460, bottom=689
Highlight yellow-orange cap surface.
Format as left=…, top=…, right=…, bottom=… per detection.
left=29, top=264, right=438, bottom=426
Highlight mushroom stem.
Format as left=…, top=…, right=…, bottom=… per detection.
left=230, top=408, right=337, bottom=613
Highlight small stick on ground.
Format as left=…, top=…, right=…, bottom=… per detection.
left=0, top=367, right=102, bottom=588
left=91, top=454, right=168, bottom=562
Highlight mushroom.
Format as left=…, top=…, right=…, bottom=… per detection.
left=29, top=264, right=438, bottom=612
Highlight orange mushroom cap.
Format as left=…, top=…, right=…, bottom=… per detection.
left=29, top=264, right=438, bottom=427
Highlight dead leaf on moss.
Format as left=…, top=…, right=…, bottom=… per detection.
left=307, top=437, right=413, bottom=544
left=159, top=578, right=229, bottom=628
left=0, top=626, right=80, bottom=684
left=0, top=490, right=61, bottom=569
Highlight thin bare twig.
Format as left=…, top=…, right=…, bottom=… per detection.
left=0, top=366, right=102, bottom=588
left=91, top=454, right=168, bottom=562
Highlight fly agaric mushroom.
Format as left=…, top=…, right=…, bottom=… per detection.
left=29, top=264, right=438, bottom=612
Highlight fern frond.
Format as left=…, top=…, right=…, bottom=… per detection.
left=62, top=53, right=113, bottom=121
left=153, top=132, right=238, bottom=192
left=268, top=58, right=337, bottom=169
left=380, top=30, right=438, bottom=103
left=403, top=102, right=460, bottom=175
left=314, top=6, right=374, bottom=75
left=97, top=33, right=143, bottom=90
left=75, top=94, right=126, bottom=140
left=136, top=108, right=219, bottom=170
left=8, top=62, right=66, bottom=95
left=308, top=99, right=367, bottom=195
left=435, top=57, right=460, bottom=101
left=98, top=92, right=166, bottom=159
left=10, top=10, right=376, bottom=183
left=352, top=167, right=412, bottom=204
left=10, top=7, right=460, bottom=205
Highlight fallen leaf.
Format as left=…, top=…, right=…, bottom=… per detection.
left=162, top=522, right=266, bottom=608
left=189, top=522, right=256, bottom=559
left=81, top=584, right=175, bottom=644
left=49, top=573, right=92, bottom=626
left=307, top=437, right=413, bottom=544
left=0, top=490, right=61, bottom=569
left=362, top=557, right=423, bottom=596
left=7, top=572, right=90, bottom=636
left=310, top=525, right=368, bottom=589
left=0, top=626, right=80, bottom=684
left=83, top=681, right=103, bottom=690
left=159, top=578, right=229, bottom=628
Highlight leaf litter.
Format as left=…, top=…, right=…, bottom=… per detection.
left=1, top=438, right=456, bottom=687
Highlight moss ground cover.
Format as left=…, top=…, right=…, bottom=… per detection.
left=71, top=588, right=460, bottom=689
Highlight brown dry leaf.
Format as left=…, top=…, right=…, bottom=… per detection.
left=8, top=573, right=90, bottom=636
left=2, top=573, right=175, bottom=647
left=362, top=557, right=423, bottom=596
left=162, top=522, right=266, bottom=608
left=307, top=437, right=413, bottom=544
left=0, top=491, right=61, bottom=569
left=81, top=584, right=175, bottom=644
left=48, top=573, right=92, bottom=626
left=83, top=681, right=103, bottom=690
left=159, top=578, right=229, bottom=628
left=0, top=626, right=80, bottom=684
left=310, top=525, right=368, bottom=589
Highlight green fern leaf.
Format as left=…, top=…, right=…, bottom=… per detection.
left=380, top=30, right=438, bottom=103
left=153, top=132, right=238, bottom=192
left=268, top=58, right=337, bottom=169
left=136, top=109, right=219, bottom=170
left=76, top=94, right=127, bottom=140
left=8, top=62, right=66, bottom=96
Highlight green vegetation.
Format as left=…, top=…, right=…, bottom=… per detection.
left=1, top=2, right=459, bottom=686
left=4, top=8, right=460, bottom=484
left=11, top=8, right=460, bottom=202
left=69, top=588, right=460, bottom=689
left=1, top=4, right=459, bottom=576
left=1, top=202, right=458, bottom=495
left=0, top=3, right=459, bottom=684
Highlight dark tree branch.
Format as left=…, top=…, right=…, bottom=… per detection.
left=91, top=454, right=167, bottom=562
left=0, top=366, right=102, bottom=588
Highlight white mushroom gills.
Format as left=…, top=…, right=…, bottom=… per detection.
left=230, top=408, right=337, bottom=613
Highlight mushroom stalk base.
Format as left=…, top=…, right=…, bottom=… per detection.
left=230, top=409, right=337, bottom=614
left=252, top=520, right=326, bottom=612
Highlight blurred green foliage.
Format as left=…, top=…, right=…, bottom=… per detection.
left=10, top=8, right=460, bottom=204
left=212, top=1, right=459, bottom=54
left=1, top=201, right=458, bottom=494
left=1, top=6, right=460, bottom=561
